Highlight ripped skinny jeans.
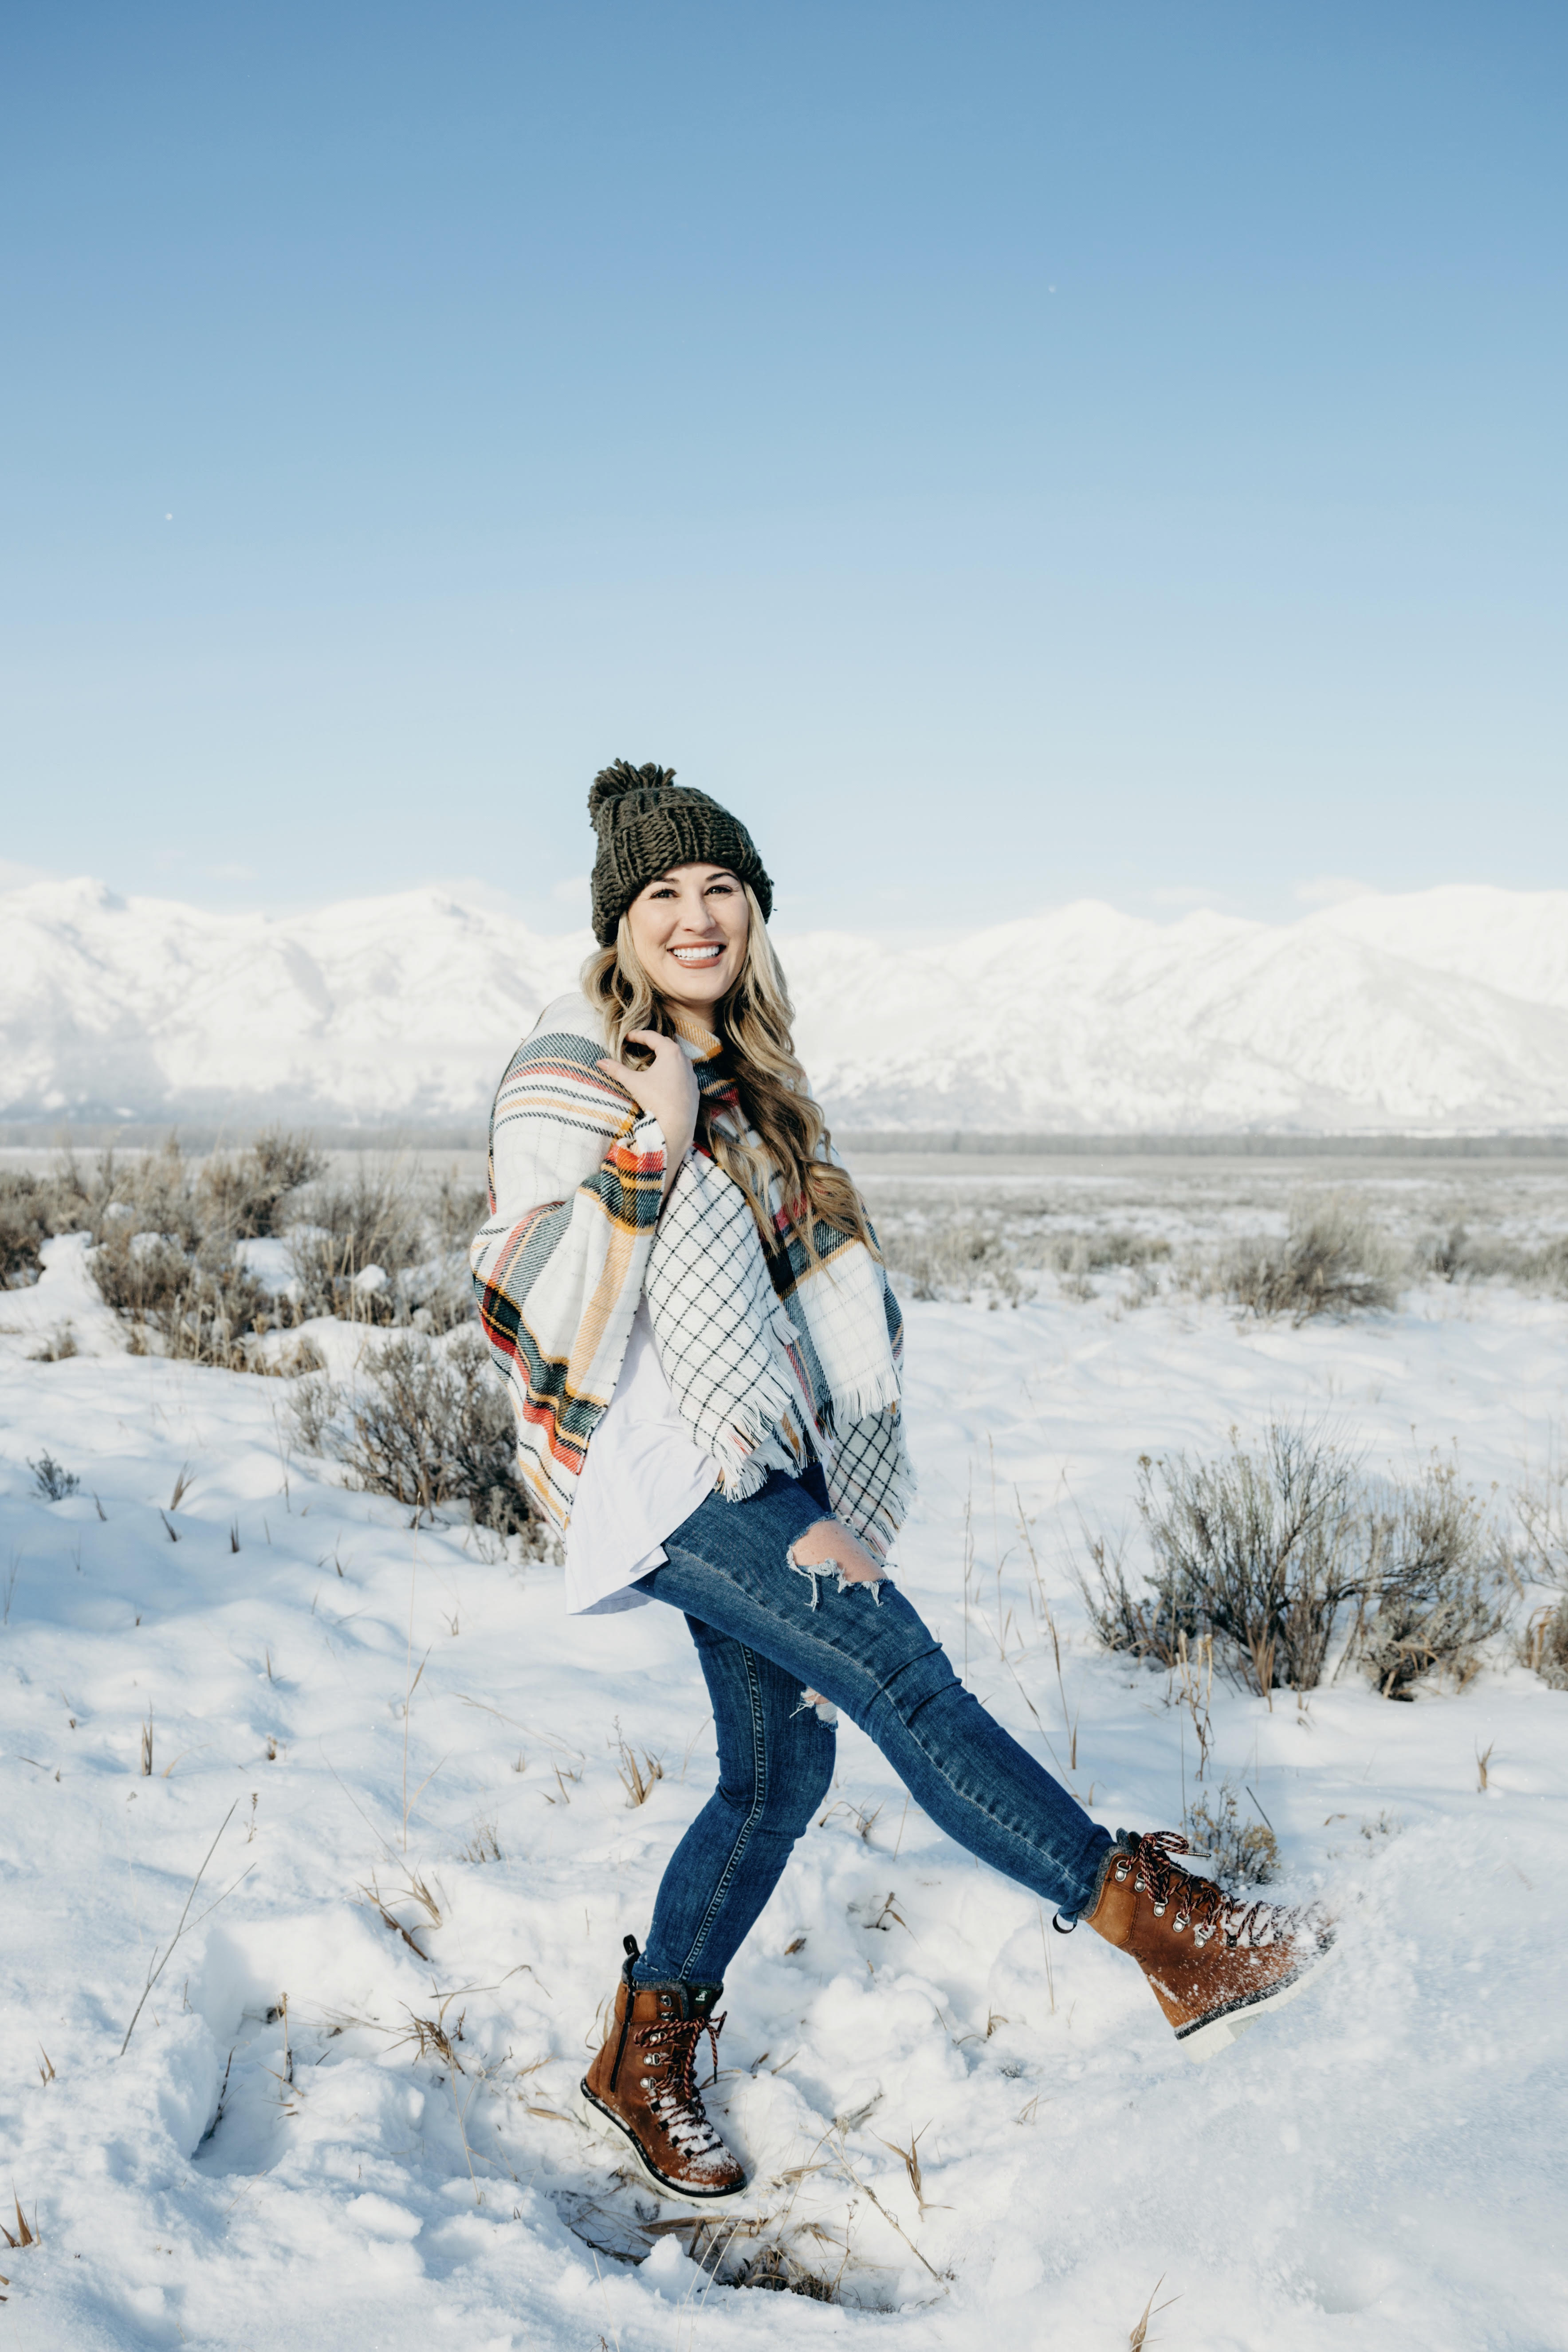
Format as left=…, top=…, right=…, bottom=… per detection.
left=629, top=1466, right=1111, bottom=1989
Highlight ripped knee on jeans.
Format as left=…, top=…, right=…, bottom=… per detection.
left=787, top=1518, right=886, bottom=1609
left=793, top=1687, right=840, bottom=1726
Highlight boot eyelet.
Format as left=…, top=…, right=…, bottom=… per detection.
left=1152, top=1901, right=1166, bottom=1917
left=1172, top=1917, right=1187, bottom=1934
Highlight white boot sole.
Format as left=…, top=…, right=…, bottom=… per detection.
left=1178, top=1934, right=1340, bottom=2064
left=574, top=2082, right=752, bottom=2206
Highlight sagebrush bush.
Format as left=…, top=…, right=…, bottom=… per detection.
left=1350, top=1460, right=1506, bottom=1697
left=1074, top=1530, right=1172, bottom=1661
left=1211, top=1192, right=1406, bottom=1323
left=284, top=1161, right=477, bottom=1333
left=880, top=1211, right=1025, bottom=1305
left=18, top=1133, right=482, bottom=1363
left=874, top=1197, right=1169, bottom=1307
left=1423, top=1222, right=1568, bottom=1296
left=1514, top=1441, right=1568, bottom=1590
left=1183, top=1780, right=1280, bottom=1893
left=0, top=1172, right=63, bottom=1287
left=1522, top=1597, right=1568, bottom=1691
left=430, top=1172, right=490, bottom=1257
left=284, top=1161, right=426, bottom=1322
left=1131, top=1423, right=1368, bottom=1693
left=30, top=1450, right=81, bottom=1502
left=1079, top=1424, right=1509, bottom=1698
left=292, top=1329, right=552, bottom=1551
left=198, top=1132, right=326, bottom=1239
left=64, top=1133, right=321, bottom=1367
left=1355, top=1575, right=1504, bottom=1698
left=93, top=1227, right=274, bottom=1369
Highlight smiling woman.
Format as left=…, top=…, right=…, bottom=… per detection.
left=467, top=756, right=1337, bottom=2206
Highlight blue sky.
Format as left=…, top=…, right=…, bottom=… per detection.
left=3, top=0, right=1564, bottom=935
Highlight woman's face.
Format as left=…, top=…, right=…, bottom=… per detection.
left=625, top=862, right=751, bottom=1015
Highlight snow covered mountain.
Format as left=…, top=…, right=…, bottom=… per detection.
left=4, top=875, right=1568, bottom=1133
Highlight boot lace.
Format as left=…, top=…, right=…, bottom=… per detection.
left=633, top=2010, right=729, bottom=2157
left=1124, top=1831, right=1293, bottom=1949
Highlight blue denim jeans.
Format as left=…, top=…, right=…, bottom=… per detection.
left=630, top=1467, right=1111, bottom=1988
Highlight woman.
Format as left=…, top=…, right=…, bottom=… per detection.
left=471, top=760, right=1332, bottom=2203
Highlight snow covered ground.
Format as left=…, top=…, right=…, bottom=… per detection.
left=3, top=1231, right=1567, bottom=2349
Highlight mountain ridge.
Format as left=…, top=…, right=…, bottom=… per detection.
left=4, top=875, right=1568, bottom=1133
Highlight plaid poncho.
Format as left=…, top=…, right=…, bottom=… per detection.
left=471, top=991, right=911, bottom=1559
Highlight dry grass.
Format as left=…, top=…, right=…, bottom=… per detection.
left=247, top=1333, right=328, bottom=1378
left=397, top=1993, right=468, bottom=2071
left=819, top=1797, right=883, bottom=1844
left=730, top=2241, right=839, bottom=2299
left=119, top=1802, right=253, bottom=2054
left=647, top=2212, right=849, bottom=2302
left=613, top=1720, right=664, bottom=1807
left=358, top=1869, right=443, bottom=1961
left=1128, top=2276, right=1179, bottom=2348
left=28, top=1322, right=78, bottom=1362
left=876, top=2124, right=945, bottom=2216
left=0, top=2194, right=41, bottom=2273
left=279, top=1156, right=478, bottom=1335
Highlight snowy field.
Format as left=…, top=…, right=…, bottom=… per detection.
left=3, top=1200, right=1568, bottom=2350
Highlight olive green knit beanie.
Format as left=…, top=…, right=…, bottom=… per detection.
left=587, top=758, right=774, bottom=945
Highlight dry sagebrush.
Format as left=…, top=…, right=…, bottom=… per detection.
left=1199, top=1192, right=1407, bottom=1323
left=3, top=1135, right=485, bottom=1366
left=292, top=1328, right=555, bottom=1555
left=871, top=1190, right=1171, bottom=1308
left=1078, top=1424, right=1511, bottom=1699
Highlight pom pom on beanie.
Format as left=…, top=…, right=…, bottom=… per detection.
left=586, top=758, right=773, bottom=945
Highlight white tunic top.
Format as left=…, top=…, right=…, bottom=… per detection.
left=562, top=1300, right=719, bottom=1616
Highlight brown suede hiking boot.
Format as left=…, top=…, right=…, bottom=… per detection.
left=1085, top=1831, right=1336, bottom=2061
left=580, top=1939, right=747, bottom=2200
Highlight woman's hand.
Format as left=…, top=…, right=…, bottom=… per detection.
left=597, top=1030, right=699, bottom=1197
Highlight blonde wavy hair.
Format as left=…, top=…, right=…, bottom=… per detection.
left=582, top=883, right=879, bottom=1260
